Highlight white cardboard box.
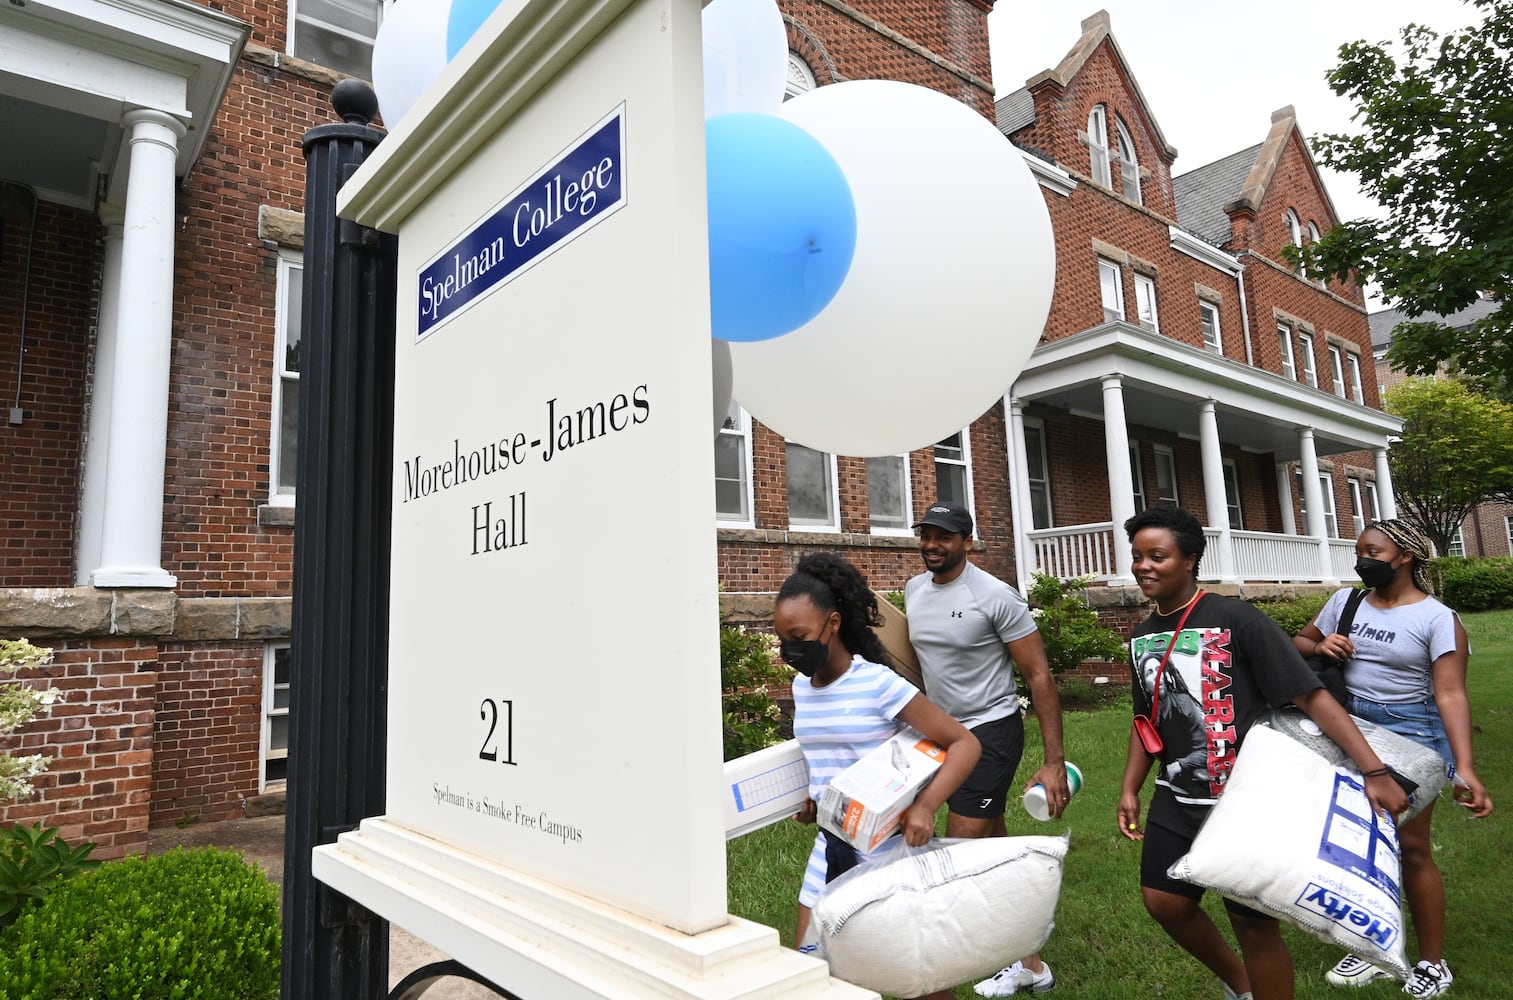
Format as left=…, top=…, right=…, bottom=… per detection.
left=818, top=728, right=946, bottom=852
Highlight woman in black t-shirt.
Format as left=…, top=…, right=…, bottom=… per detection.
left=1116, top=506, right=1408, bottom=1000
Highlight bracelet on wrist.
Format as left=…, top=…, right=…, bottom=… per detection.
left=1362, top=766, right=1391, bottom=778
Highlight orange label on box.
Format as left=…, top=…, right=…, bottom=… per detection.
left=843, top=799, right=866, bottom=837
left=914, top=739, right=946, bottom=761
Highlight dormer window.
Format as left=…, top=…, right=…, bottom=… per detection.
left=1087, top=105, right=1112, bottom=188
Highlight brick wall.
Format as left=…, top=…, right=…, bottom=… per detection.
left=0, top=640, right=156, bottom=859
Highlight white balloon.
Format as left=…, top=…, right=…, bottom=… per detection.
left=712, top=338, right=733, bottom=437
left=701, top=0, right=787, bottom=118
left=729, top=81, right=1056, bottom=457
left=371, top=0, right=451, bottom=130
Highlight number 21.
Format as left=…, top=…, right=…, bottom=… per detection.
left=478, top=698, right=516, bottom=765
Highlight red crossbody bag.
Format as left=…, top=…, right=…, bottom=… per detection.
left=1132, top=591, right=1204, bottom=756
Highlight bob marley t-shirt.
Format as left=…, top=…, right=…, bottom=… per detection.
left=1129, top=593, right=1322, bottom=836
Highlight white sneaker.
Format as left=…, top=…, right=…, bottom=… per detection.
left=1222, top=984, right=1254, bottom=1000
left=1402, top=960, right=1453, bottom=998
left=974, top=960, right=1055, bottom=996
left=1326, top=954, right=1392, bottom=987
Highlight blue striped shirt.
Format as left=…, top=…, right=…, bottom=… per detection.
left=792, top=656, right=919, bottom=802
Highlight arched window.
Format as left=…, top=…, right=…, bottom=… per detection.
left=1286, top=209, right=1304, bottom=274
left=785, top=53, right=816, bottom=99
left=1086, top=105, right=1112, bottom=188
left=1113, top=118, right=1141, bottom=203
left=1307, top=221, right=1324, bottom=284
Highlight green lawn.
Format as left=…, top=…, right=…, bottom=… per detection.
left=727, top=609, right=1513, bottom=999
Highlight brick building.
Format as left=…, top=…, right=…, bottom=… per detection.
left=0, top=2, right=1397, bottom=854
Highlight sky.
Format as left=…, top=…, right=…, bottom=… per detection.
left=986, top=0, right=1479, bottom=253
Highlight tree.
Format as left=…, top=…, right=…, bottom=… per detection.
left=1296, top=0, right=1513, bottom=396
left=1384, top=378, right=1513, bottom=554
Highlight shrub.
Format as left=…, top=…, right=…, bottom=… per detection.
left=1430, top=556, right=1513, bottom=612
left=1254, top=592, right=1331, bottom=636
left=0, top=638, right=63, bottom=803
left=0, top=824, right=99, bottom=930
left=0, top=847, right=281, bottom=1000
left=1026, top=574, right=1126, bottom=676
left=721, top=625, right=788, bottom=761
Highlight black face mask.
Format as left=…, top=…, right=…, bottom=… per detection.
left=781, top=625, right=832, bottom=677
left=1356, top=557, right=1397, bottom=590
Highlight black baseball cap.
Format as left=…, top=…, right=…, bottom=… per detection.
left=912, top=501, right=973, bottom=536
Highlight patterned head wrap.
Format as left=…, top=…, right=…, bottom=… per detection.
left=1363, top=519, right=1434, bottom=594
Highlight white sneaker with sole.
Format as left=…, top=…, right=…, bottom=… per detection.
left=974, top=960, right=1055, bottom=996
left=1223, top=983, right=1254, bottom=1000
left=1326, top=954, right=1393, bottom=987
left=1402, top=960, right=1453, bottom=998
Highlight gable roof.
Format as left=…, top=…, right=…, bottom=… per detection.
left=1022, top=10, right=1176, bottom=159
left=1174, top=144, right=1262, bottom=247
left=1368, top=295, right=1503, bottom=351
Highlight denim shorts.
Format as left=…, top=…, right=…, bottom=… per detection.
left=1346, top=694, right=1452, bottom=768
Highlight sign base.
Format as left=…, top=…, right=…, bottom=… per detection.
left=313, top=819, right=878, bottom=999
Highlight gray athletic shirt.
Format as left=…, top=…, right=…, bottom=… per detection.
left=903, top=562, right=1038, bottom=729
left=1313, top=588, right=1463, bottom=703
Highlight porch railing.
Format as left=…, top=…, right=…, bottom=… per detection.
left=1027, top=522, right=1117, bottom=581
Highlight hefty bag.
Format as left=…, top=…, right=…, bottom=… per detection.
left=806, top=835, right=1067, bottom=997
left=1168, top=722, right=1414, bottom=980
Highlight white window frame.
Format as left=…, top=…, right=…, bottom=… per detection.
left=1114, top=118, right=1141, bottom=204
left=715, top=403, right=755, bottom=527
left=270, top=250, right=303, bottom=506
left=1347, top=476, right=1366, bottom=537
left=1222, top=459, right=1244, bottom=529
left=262, top=642, right=290, bottom=791
left=1347, top=353, right=1364, bottom=404
left=933, top=431, right=975, bottom=518
left=1023, top=418, right=1052, bottom=530
left=1286, top=209, right=1304, bottom=274
left=1278, top=325, right=1296, bottom=380
left=1296, top=470, right=1339, bottom=538
left=1153, top=444, right=1179, bottom=507
left=1087, top=105, right=1112, bottom=188
left=1505, top=514, right=1513, bottom=555
left=866, top=454, right=913, bottom=536
left=1365, top=480, right=1381, bottom=523
left=1298, top=330, right=1318, bottom=388
left=1308, top=221, right=1324, bottom=285
left=1099, top=258, right=1125, bottom=322
left=1199, top=300, right=1222, bottom=353
left=1447, top=524, right=1466, bottom=557
left=786, top=443, right=840, bottom=532
left=1129, top=443, right=1147, bottom=513
left=1328, top=344, right=1346, bottom=398
left=1133, top=273, right=1159, bottom=332
left=288, top=0, right=382, bottom=78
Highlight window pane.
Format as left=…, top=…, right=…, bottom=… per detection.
left=1024, top=426, right=1046, bottom=481
left=293, top=0, right=380, bottom=78
left=1029, top=484, right=1051, bottom=531
left=1154, top=449, right=1177, bottom=505
left=786, top=444, right=833, bottom=524
left=271, top=714, right=289, bottom=751
left=867, top=456, right=908, bottom=530
left=273, top=647, right=291, bottom=685
left=1200, top=302, right=1220, bottom=351
left=1129, top=444, right=1146, bottom=513
left=934, top=433, right=968, bottom=507
left=934, top=433, right=964, bottom=463
left=1299, top=334, right=1317, bottom=386
left=714, top=434, right=748, bottom=520
left=1348, top=355, right=1363, bottom=403
left=283, top=265, right=303, bottom=374
left=1278, top=327, right=1295, bottom=379
left=1134, top=275, right=1158, bottom=330
left=265, top=757, right=288, bottom=783
left=277, top=382, right=300, bottom=491
left=1223, top=463, right=1243, bottom=529
left=1100, top=260, right=1123, bottom=321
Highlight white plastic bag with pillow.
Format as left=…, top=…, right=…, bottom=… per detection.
left=807, top=834, right=1067, bottom=997
left=1168, top=720, right=1414, bottom=981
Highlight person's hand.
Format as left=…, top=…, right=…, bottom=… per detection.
left=1452, top=768, right=1495, bottom=818
left=1314, top=633, right=1354, bottom=660
left=793, top=799, right=817, bottom=825
left=1117, top=792, right=1143, bottom=841
left=900, top=802, right=936, bottom=846
left=1364, top=772, right=1409, bottom=818
left=1027, top=761, right=1071, bottom=819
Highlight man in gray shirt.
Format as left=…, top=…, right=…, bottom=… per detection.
left=904, top=500, right=1068, bottom=996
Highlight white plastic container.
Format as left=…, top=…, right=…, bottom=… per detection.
left=1023, top=761, right=1084, bottom=821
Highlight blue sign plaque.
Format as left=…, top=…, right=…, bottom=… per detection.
left=416, top=106, right=627, bottom=341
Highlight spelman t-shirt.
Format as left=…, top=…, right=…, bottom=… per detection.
left=1313, top=588, right=1461, bottom=704
left=1129, top=594, right=1321, bottom=836
left=904, top=562, right=1038, bottom=729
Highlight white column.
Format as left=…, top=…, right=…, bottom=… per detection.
left=91, top=110, right=184, bottom=588
left=1006, top=396, right=1035, bottom=590
left=1374, top=446, right=1399, bottom=520
left=1198, top=399, right=1236, bottom=582
left=1276, top=463, right=1297, bottom=534
left=1102, top=375, right=1135, bottom=583
left=1297, top=427, right=1334, bottom=581
left=77, top=207, right=126, bottom=585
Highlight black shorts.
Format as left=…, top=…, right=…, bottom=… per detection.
left=946, top=712, right=1025, bottom=818
left=1139, top=819, right=1274, bottom=921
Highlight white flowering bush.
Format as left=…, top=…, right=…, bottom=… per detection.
left=1, top=638, right=63, bottom=803
left=1026, top=573, right=1127, bottom=676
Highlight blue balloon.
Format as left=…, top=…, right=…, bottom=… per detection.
left=446, top=0, right=503, bottom=61
left=706, top=113, right=856, bottom=343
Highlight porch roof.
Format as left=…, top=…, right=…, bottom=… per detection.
left=1012, top=322, right=1402, bottom=461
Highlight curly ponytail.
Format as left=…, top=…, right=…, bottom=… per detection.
left=775, top=553, right=893, bottom=667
